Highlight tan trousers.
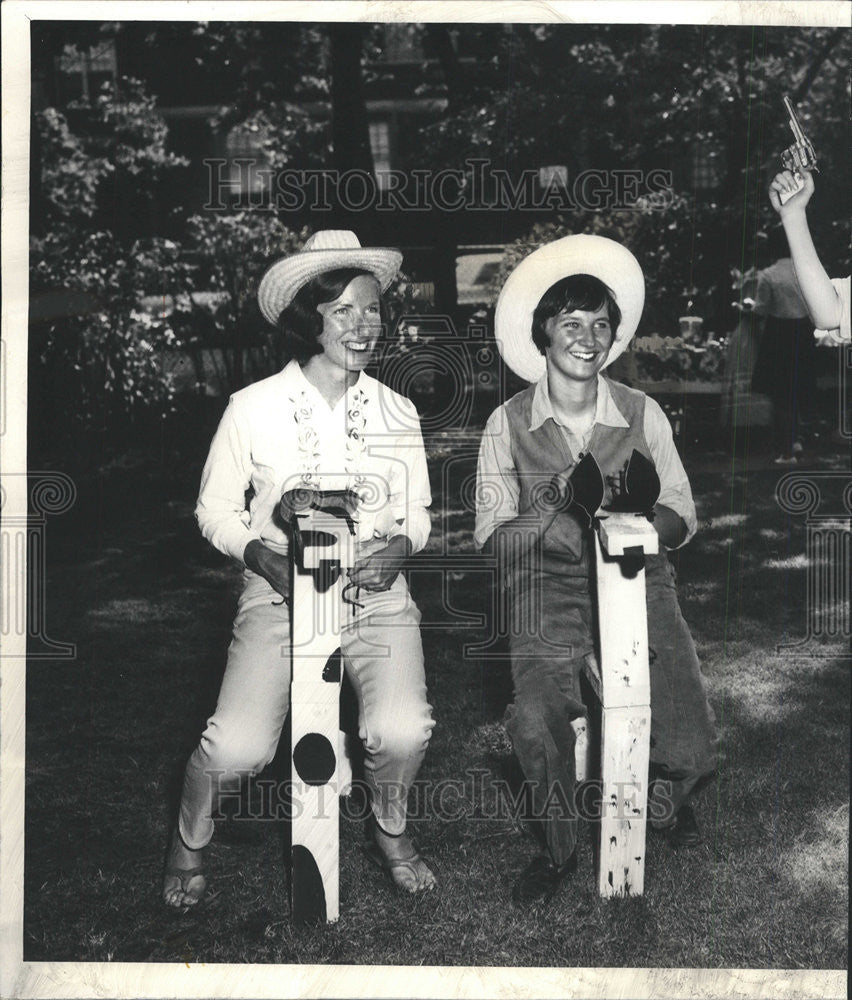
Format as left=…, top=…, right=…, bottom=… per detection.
left=178, top=570, right=434, bottom=848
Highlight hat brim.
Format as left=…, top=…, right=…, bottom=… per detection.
left=495, top=234, right=645, bottom=382
left=258, top=247, right=403, bottom=326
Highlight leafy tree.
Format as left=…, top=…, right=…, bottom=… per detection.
left=182, top=211, right=307, bottom=386
left=417, top=24, right=850, bottom=334
left=30, top=79, right=191, bottom=456
left=35, top=106, right=111, bottom=221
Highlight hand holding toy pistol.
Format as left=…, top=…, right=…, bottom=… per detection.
left=778, top=95, right=818, bottom=205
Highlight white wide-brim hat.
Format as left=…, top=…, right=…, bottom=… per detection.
left=495, top=234, right=645, bottom=382
left=257, top=230, right=403, bottom=326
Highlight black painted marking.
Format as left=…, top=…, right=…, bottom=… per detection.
left=291, top=844, right=327, bottom=924
left=302, top=529, right=337, bottom=549
left=293, top=733, right=336, bottom=786
left=623, top=448, right=661, bottom=511
left=280, top=487, right=319, bottom=521
left=566, top=452, right=606, bottom=527
left=313, top=561, right=341, bottom=592
left=322, top=649, right=342, bottom=683
left=289, top=527, right=342, bottom=591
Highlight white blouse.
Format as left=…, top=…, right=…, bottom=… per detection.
left=196, top=361, right=432, bottom=562
left=814, top=275, right=850, bottom=345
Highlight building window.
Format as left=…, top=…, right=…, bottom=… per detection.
left=692, top=141, right=723, bottom=191
left=225, top=125, right=272, bottom=201
left=369, top=121, right=392, bottom=191
left=382, top=24, right=424, bottom=64
left=56, top=40, right=117, bottom=103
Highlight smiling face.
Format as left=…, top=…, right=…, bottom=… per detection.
left=314, top=274, right=383, bottom=373
left=542, top=304, right=614, bottom=383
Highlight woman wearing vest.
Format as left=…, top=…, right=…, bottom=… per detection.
left=474, top=235, right=718, bottom=906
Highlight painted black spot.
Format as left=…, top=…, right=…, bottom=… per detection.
left=291, top=844, right=327, bottom=924
left=322, top=650, right=342, bottom=683
left=293, top=733, right=336, bottom=785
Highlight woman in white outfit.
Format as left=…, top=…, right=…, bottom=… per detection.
left=163, top=231, right=437, bottom=908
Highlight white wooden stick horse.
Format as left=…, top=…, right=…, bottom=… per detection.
left=282, top=487, right=357, bottom=924
left=567, top=450, right=661, bottom=898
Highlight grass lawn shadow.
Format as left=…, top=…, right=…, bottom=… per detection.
left=23, top=445, right=849, bottom=968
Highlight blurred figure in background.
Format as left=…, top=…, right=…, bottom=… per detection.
left=745, top=235, right=817, bottom=465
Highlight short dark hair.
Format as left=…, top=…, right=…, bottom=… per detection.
left=276, top=268, right=384, bottom=364
left=531, top=274, right=621, bottom=355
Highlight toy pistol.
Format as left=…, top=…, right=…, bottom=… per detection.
left=779, top=95, right=818, bottom=204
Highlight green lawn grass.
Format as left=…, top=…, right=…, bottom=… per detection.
left=24, top=437, right=849, bottom=968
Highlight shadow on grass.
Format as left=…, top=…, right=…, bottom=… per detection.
left=23, top=450, right=849, bottom=968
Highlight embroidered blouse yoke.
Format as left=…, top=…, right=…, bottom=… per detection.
left=196, top=361, right=432, bottom=561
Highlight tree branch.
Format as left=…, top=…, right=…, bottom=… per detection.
left=424, top=25, right=464, bottom=112
left=792, top=28, right=844, bottom=103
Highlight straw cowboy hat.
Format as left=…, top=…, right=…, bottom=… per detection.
left=494, top=234, right=645, bottom=382
left=258, top=230, right=403, bottom=326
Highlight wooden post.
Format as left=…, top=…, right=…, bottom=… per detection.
left=587, top=512, right=658, bottom=898
left=287, top=496, right=357, bottom=924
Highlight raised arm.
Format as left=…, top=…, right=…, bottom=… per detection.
left=769, top=170, right=843, bottom=331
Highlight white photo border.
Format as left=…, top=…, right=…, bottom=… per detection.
left=1, top=2, right=848, bottom=998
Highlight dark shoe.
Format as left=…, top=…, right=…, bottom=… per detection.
left=659, top=803, right=702, bottom=847
left=512, top=852, right=577, bottom=906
